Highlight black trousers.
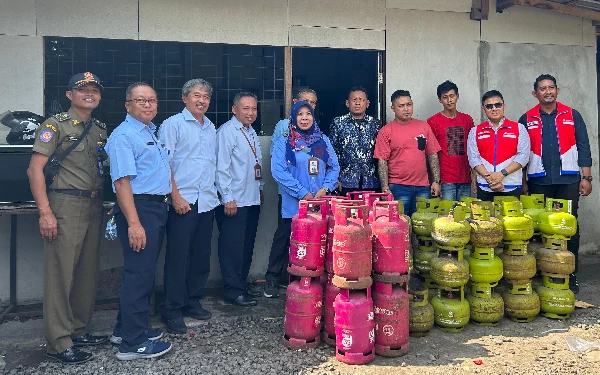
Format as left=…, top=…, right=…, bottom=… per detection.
left=113, top=199, right=168, bottom=347
left=476, top=186, right=521, bottom=202
left=265, top=195, right=292, bottom=283
left=215, top=205, right=260, bottom=300
left=529, top=182, right=580, bottom=273
left=163, top=205, right=214, bottom=319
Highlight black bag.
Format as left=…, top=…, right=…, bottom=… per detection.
left=43, top=121, right=93, bottom=187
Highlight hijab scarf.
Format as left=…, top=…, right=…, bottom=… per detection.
left=285, top=101, right=331, bottom=167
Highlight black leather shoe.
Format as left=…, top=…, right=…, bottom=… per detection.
left=161, top=316, right=187, bottom=334
left=226, top=294, right=257, bottom=307
left=246, top=285, right=262, bottom=298
left=72, top=333, right=109, bottom=346
left=184, top=305, right=212, bottom=320
left=46, top=346, right=93, bottom=364
left=570, top=273, right=580, bottom=294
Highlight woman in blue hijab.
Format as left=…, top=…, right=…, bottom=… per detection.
left=264, top=101, right=339, bottom=297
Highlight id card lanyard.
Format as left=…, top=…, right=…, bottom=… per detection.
left=240, top=128, right=262, bottom=180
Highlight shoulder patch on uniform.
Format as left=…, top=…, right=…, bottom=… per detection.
left=45, top=124, right=57, bottom=132
left=39, top=129, right=54, bottom=143
left=93, top=119, right=106, bottom=129
left=53, top=112, right=70, bottom=122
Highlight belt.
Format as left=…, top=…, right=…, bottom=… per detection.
left=51, top=189, right=101, bottom=199
left=133, top=194, right=170, bottom=203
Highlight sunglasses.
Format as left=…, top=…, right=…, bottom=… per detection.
left=484, top=102, right=503, bottom=110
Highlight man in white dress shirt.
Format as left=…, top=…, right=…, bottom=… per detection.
left=215, top=92, right=264, bottom=306
left=158, top=79, right=219, bottom=333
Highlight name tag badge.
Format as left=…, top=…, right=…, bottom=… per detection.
left=147, top=141, right=155, bottom=145
left=254, top=163, right=262, bottom=180
left=308, top=156, right=319, bottom=175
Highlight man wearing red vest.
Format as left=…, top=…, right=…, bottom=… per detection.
left=467, top=90, right=530, bottom=201
left=519, top=74, right=593, bottom=294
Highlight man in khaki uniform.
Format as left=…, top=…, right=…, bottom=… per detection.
left=27, top=72, right=108, bottom=364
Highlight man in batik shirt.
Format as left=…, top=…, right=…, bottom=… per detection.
left=330, top=86, right=382, bottom=195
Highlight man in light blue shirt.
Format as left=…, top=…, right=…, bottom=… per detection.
left=105, top=83, right=172, bottom=361
left=158, top=79, right=219, bottom=334
left=268, top=88, right=318, bottom=290
left=216, top=92, right=264, bottom=307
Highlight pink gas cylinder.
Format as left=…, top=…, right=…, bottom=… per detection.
left=288, top=200, right=328, bottom=277
left=371, top=201, right=411, bottom=283
left=334, top=288, right=375, bottom=365
left=364, top=192, right=394, bottom=222
left=322, top=272, right=341, bottom=346
left=346, top=190, right=376, bottom=202
left=373, top=281, right=410, bottom=357
left=326, top=198, right=359, bottom=273
left=332, top=205, right=373, bottom=289
left=283, top=276, right=323, bottom=349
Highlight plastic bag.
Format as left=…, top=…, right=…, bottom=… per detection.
left=105, top=216, right=117, bottom=240
left=566, top=336, right=600, bottom=352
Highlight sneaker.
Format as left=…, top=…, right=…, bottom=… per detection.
left=184, top=305, right=212, bottom=320
left=161, top=316, right=187, bottom=334
left=115, top=340, right=172, bottom=361
left=46, top=346, right=93, bottom=364
left=110, top=330, right=163, bottom=345
left=263, top=280, right=280, bottom=298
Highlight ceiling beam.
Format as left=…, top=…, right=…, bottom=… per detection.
left=497, top=0, right=600, bottom=20
left=471, top=0, right=490, bottom=20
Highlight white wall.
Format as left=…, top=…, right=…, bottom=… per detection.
left=385, top=8, right=481, bottom=123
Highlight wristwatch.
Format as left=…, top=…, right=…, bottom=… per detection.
left=322, top=186, right=330, bottom=193
left=433, top=179, right=442, bottom=184
left=582, top=176, right=593, bottom=182
left=501, top=169, right=509, bottom=177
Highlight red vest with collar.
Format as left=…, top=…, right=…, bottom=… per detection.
left=525, top=102, right=578, bottom=177
left=475, top=119, right=520, bottom=168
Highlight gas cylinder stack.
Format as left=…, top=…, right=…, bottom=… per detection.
left=535, top=198, right=577, bottom=319
left=520, top=194, right=546, bottom=257
left=430, top=206, right=471, bottom=332
left=284, top=200, right=328, bottom=349
left=412, top=198, right=441, bottom=299
left=331, top=197, right=375, bottom=364
left=370, top=200, right=411, bottom=357
left=498, top=200, right=540, bottom=323
left=466, top=201, right=505, bottom=326
left=322, top=197, right=360, bottom=346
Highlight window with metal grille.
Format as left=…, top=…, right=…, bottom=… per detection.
left=44, top=37, right=285, bottom=134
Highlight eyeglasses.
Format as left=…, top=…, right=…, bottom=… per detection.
left=127, top=98, right=158, bottom=106
left=484, top=102, right=503, bottom=110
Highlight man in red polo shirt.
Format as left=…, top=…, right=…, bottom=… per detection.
left=427, top=80, right=475, bottom=201
left=467, top=90, right=530, bottom=201
left=375, top=90, right=441, bottom=216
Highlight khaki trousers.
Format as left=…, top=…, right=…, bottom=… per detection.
left=43, top=192, right=103, bottom=354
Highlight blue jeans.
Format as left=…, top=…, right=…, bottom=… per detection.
left=388, top=184, right=430, bottom=217
left=441, top=183, right=472, bottom=201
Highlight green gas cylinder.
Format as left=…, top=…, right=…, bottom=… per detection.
left=536, top=248, right=576, bottom=275
left=493, top=196, right=519, bottom=218
left=502, top=280, right=539, bottom=323
left=501, top=201, right=534, bottom=242
left=536, top=274, right=575, bottom=319
left=469, top=201, right=503, bottom=248
left=432, top=206, right=470, bottom=250
left=409, top=288, right=435, bottom=337
left=431, top=288, right=470, bottom=332
left=430, top=250, right=469, bottom=288
left=412, top=198, right=440, bottom=236
left=499, top=250, right=537, bottom=281
left=538, top=199, right=577, bottom=239
left=520, top=194, right=545, bottom=232
left=468, top=247, right=503, bottom=285
left=466, top=291, right=504, bottom=326
left=414, top=247, right=437, bottom=275
left=438, top=200, right=457, bottom=216
left=460, top=197, right=480, bottom=215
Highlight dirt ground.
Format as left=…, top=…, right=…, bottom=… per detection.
left=1, top=253, right=600, bottom=375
